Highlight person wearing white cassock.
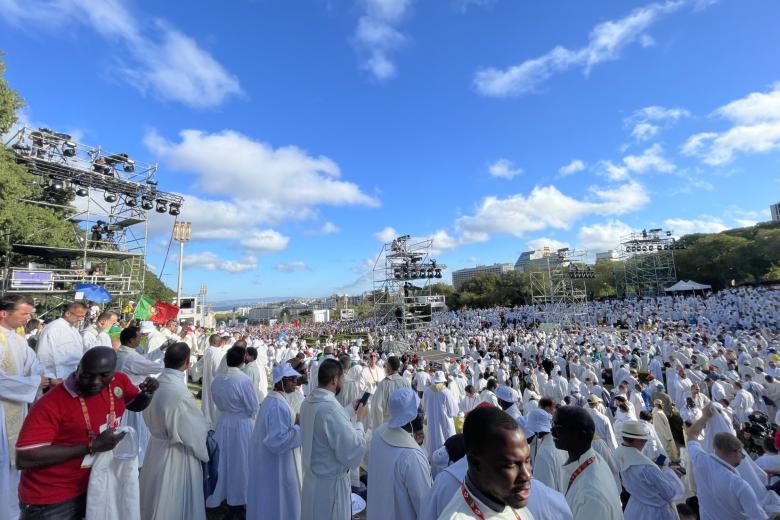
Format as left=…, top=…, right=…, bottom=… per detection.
left=367, top=387, right=432, bottom=520
left=300, top=359, right=368, bottom=520
left=552, top=406, right=623, bottom=520
left=242, top=346, right=267, bottom=404
left=0, top=295, right=44, bottom=520
left=206, top=347, right=259, bottom=516
left=422, top=371, right=459, bottom=458
left=80, top=310, right=117, bottom=352
left=35, top=301, right=87, bottom=379
left=201, top=333, right=227, bottom=428
left=615, top=421, right=683, bottom=520
left=526, top=408, right=567, bottom=493
left=369, top=356, right=409, bottom=429
left=587, top=395, right=617, bottom=450
left=115, top=325, right=163, bottom=467
left=140, top=343, right=210, bottom=520
left=247, top=363, right=303, bottom=520
left=359, top=351, right=385, bottom=429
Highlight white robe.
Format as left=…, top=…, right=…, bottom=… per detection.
left=615, top=445, right=683, bottom=520
left=422, top=385, right=458, bottom=458
left=530, top=434, right=567, bottom=493
left=35, top=317, right=83, bottom=378
left=242, top=360, right=267, bottom=404
left=300, top=388, right=367, bottom=520
left=201, top=346, right=226, bottom=428
left=561, top=448, right=623, bottom=520
left=367, top=424, right=432, bottom=520
left=369, top=374, right=410, bottom=430
left=81, top=325, right=112, bottom=352
left=246, top=391, right=301, bottom=520
left=139, top=369, right=210, bottom=520
left=206, top=367, right=258, bottom=508
left=0, top=327, right=41, bottom=520
left=116, top=345, right=163, bottom=467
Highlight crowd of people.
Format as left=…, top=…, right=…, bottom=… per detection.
left=0, top=285, right=779, bottom=519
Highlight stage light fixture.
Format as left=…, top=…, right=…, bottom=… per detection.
left=434, top=268, right=442, bottom=279
left=76, top=187, right=89, bottom=197
left=155, top=200, right=168, bottom=213
left=141, top=196, right=154, bottom=211
left=123, top=158, right=135, bottom=173
left=168, top=203, right=180, bottom=216
left=63, top=141, right=76, bottom=157
left=51, top=179, right=64, bottom=191
left=394, top=269, right=402, bottom=279
left=126, top=195, right=138, bottom=207
left=104, top=192, right=118, bottom=203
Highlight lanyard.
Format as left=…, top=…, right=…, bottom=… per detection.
left=460, top=484, right=521, bottom=520
left=566, top=456, right=596, bottom=493
left=78, top=383, right=115, bottom=441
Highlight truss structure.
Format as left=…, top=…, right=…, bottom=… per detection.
left=616, top=228, right=679, bottom=297
left=529, top=248, right=592, bottom=326
left=1, top=127, right=183, bottom=303
left=372, top=235, right=446, bottom=338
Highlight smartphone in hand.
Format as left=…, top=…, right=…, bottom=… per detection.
left=356, top=391, right=370, bottom=410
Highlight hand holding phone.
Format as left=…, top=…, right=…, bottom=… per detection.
left=355, top=391, right=370, bottom=410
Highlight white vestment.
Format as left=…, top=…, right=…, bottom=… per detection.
left=246, top=391, right=301, bottom=520
left=529, top=434, right=567, bottom=493
left=139, top=369, right=210, bottom=520
left=422, top=385, right=458, bottom=458
left=201, top=345, right=226, bottom=428
left=206, top=367, right=258, bottom=508
left=561, top=448, right=623, bottom=520
left=36, top=317, right=83, bottom=378
left=85, top=451, right=140, bottom=520
left=367, top=424, right=432, bottom=520
left=116, top=345, right=162, bottom=467
left=615, top=445, right=683, bottom=520
left=300, top=388, right=367, bottom=520
left=437, top=480, right=535, bottom=519
left=369, top=374, right=410, bottom=430
left=0, top=327, right=41, bottom=520
left=242, top=360, right=267, bottom=403
left=81, top=325, right=112, bottom=352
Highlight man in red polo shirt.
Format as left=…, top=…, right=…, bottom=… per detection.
left=15, top=346, right=159, bottom=519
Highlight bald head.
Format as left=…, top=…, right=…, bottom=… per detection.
left=76, top=347, right=117, bottom=396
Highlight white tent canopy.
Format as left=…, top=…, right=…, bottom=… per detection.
left=665, top=280, right=713, bottom=292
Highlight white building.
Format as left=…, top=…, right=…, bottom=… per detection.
left=514, top=250, right=550, bottom=273
left=771, top=202, right=780, bottom=222
left=596, top=250, right=619, bottom=263
left=452, top=263, right=515, bottom=290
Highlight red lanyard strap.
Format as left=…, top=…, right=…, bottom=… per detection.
left=78, top=383, right=116, bottom=440
left=566, top=456, right=596, bottom=493
left=460, top=483, right=521, bottom=520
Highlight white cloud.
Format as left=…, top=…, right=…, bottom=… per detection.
left=353, top=0, right=411, bottom=80
left=274, top=262, right=310, bottom=272
left=488, top=158, right=523, bottom=179
left=239, top=229, right=290, bottom=253
left=630, top=122, right=659, bottom=142
left=622, top=144, right=676, bottom=173
left=320, top=222, right=340, bottom=234
left=559, top=159, right=587, bottom=176
left=663, top=217, right=727, bottom=235
left=455, top=181, right=649, bottom=239
left=0, top=0, right=241, bottom=108
left=145, top=129, right=378, bottom=217
left=577, top=220, right=634, bottom=252
left=597, top=161, right=630, bottom=181
left=183, top=252, right=257, bottom=273
left=474, top=1, right=702, bottom=97
left=527, top=237, right=570, bottom=253
left=454, top=0, right=495, bottom=13
left=681, top=84, right=780, bottom=165
left=374, top=226, right=398, bottom=242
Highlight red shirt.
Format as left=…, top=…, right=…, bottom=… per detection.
left=16, top=372, right=139, bottom=505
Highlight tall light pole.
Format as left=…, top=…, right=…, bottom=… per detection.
left=173, top=221, right=191, bottom=305
left=199, top=284, right=208, bottom=327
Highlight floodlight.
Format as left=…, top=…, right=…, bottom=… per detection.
left=124, top=158, right=135, bottom=173
left=51, top=179, right=64, bottom=191
left=104, top=192, right=118, bottom=203
left=63, top=141, right=76, bottom=157
left=76, top=187, right=89, bottom=197
left=434, top=268, right=442, bottom=278
left=155, top=200, right=168, bottom=213
left=126, top=195, right=138, bottom=207
left=141, top=196, right=154, bottom=210
left=168, top=203, right=180, bottom=216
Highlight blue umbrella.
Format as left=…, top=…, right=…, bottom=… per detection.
left=75, top=283, right=113, bottom=303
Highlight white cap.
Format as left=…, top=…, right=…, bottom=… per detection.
left=432, top=371, right=447, bottom=384
left=139, top=321, right=155, bottom=334
left=525, top=408, right=552, bottom=436
left=387, top=387, right=420, bottom=428
left=495, top=386, right=517, bottom=404
left=272, top=364, right=301, bottom=385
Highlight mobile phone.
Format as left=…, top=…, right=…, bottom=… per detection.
left=654, top=454, right=667, bottom=467
left=356, top=391, right=370, bottom=409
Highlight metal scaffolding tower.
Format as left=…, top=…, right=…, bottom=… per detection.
left=2, top=126, right=183, bottom=304
left=617, top=228, right=681, bottom=297
left=529, top=247, right=593, bottom=326
left=372, top=235, right=446, bottom=338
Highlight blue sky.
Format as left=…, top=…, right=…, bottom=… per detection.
left=2, top=0, right=779, bottom=301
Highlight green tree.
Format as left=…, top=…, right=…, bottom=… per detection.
left=142, top=269, right=175, bottom=301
